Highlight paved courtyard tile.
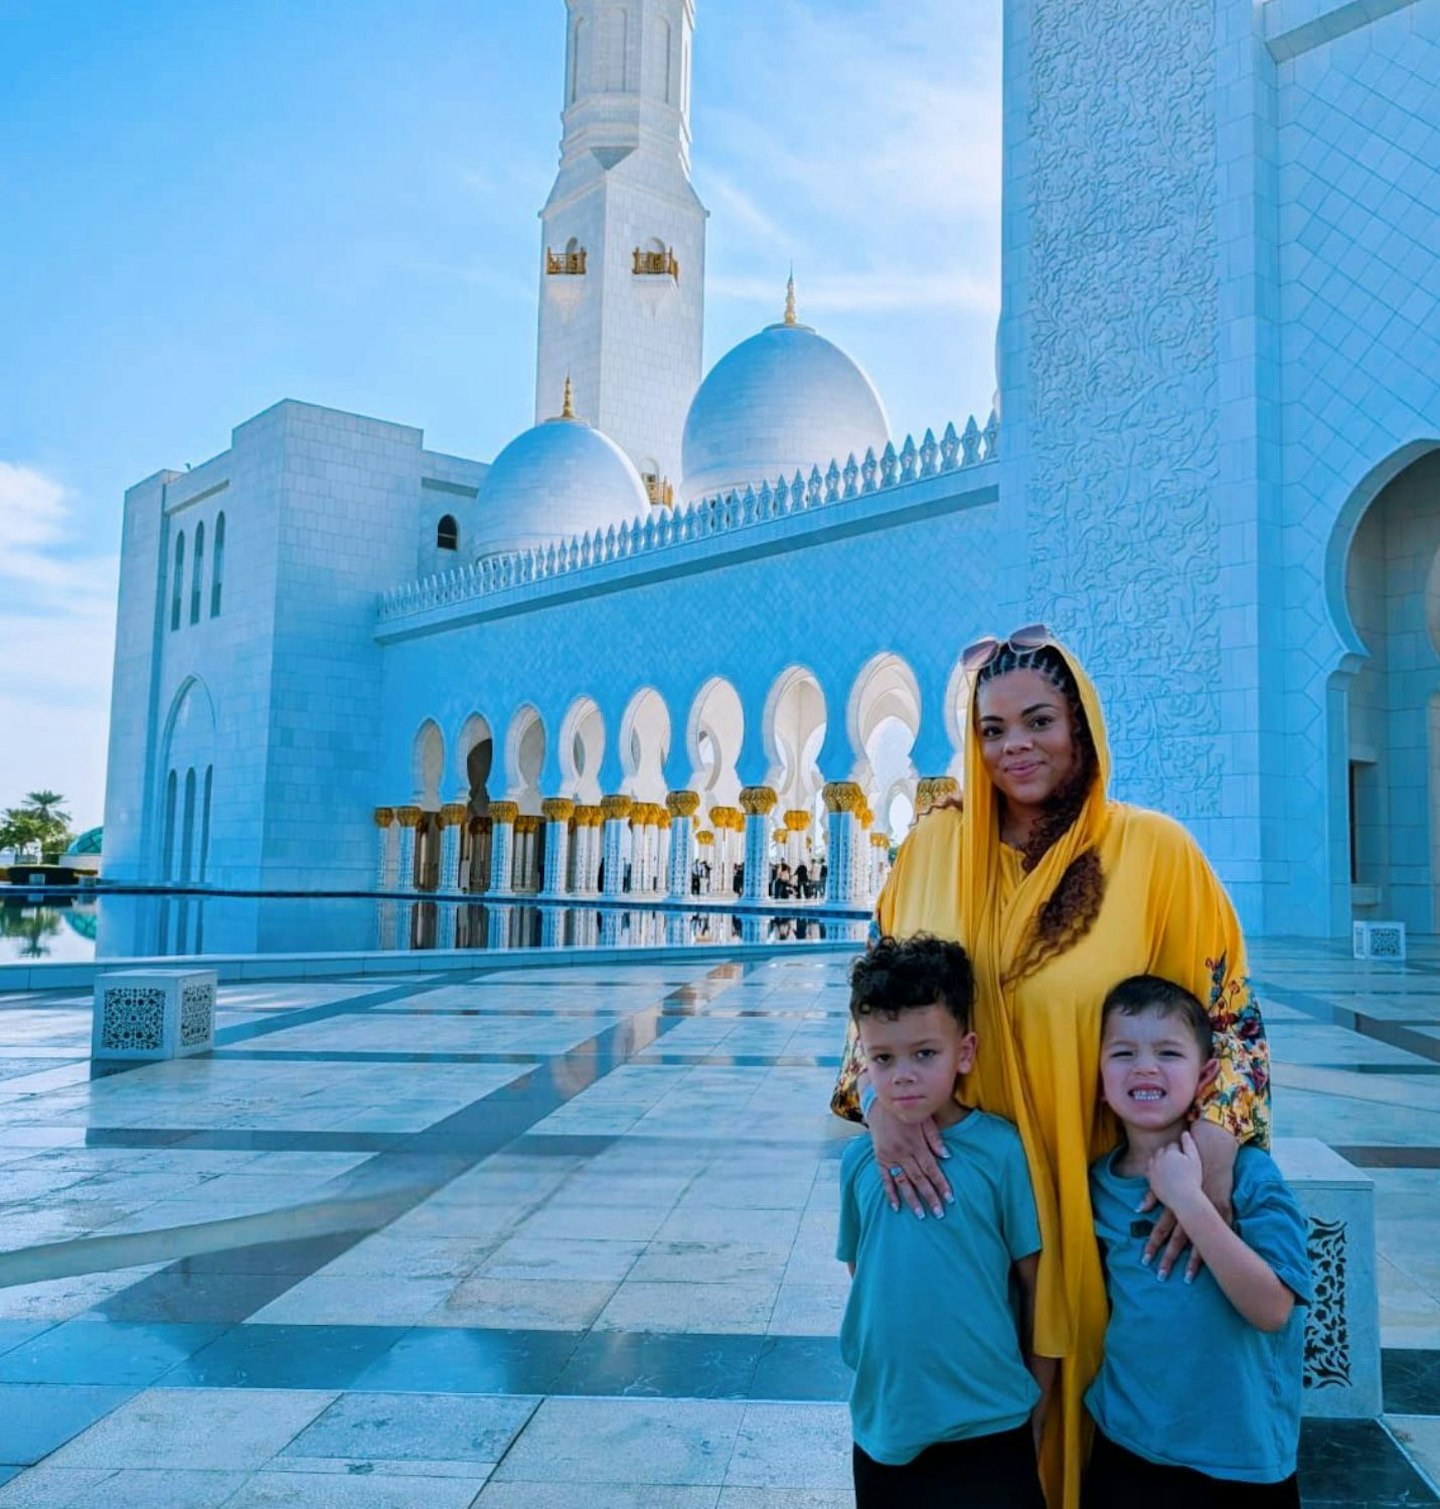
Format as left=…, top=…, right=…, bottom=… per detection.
left=0, top=948, right=1434, bottom=1504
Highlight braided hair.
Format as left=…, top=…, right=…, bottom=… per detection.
left=976, top=644, right=1105, bottom=982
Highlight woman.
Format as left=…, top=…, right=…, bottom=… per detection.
left=830, top=629, right=1270, bottom=1509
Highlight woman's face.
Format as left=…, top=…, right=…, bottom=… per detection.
left=975, top=667, right=1080, bottom=812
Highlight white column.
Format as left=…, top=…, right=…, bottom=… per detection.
left=601, top=796, right=631, bottom=897
left=489, top=803, right=517, bottom=895
left=396, top=807, right=422, bottom=893
left=823, top=784, right=865, bottom=905
left=656, top=821, right=671, bottom=896
left=374, top=810, right=399, bottom=889
left=666, top=792, right=699, bottom=898
left=439, top=804, right=466, bottom=893
left=542, top=799, right=574, bottom=895
left=739, top=789, right=777, bottom=903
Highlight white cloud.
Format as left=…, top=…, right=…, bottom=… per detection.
left=0, top=464, right=117, bottom=825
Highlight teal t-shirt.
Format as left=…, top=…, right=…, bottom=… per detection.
left=836, top=1110, right=1042, bottom=1466
left=1085, top=1144, right=1312, bottom=1484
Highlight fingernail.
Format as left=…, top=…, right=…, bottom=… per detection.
left=1140, top=1253, right=1151, bottom=1267
left=1183, top=1273, right=1194, bottom=1285
left=939, top=1149, right=951, bottom=1159
left=914, top=1209, right=926, bottom=1221
left=944, top=1191, right=955, bottom=1204
left=932, top=1207, right=944, bottom=1220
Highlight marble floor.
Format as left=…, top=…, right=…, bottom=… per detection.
left=0, top=943, right=1434, bottom=1506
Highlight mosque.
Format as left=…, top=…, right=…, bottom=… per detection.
left=101, top=0, right=1440, bottom=942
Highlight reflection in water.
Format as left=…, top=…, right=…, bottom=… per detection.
left=0, top=899, right=99, bottom=962
left=0, top=893, right=867, bottom=964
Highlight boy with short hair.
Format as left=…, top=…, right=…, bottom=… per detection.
left=837, top=934, right=1052, bottom=1508
left=1085, top=974, right=1311, bottom=1507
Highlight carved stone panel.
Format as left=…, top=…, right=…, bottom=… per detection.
left=1024, top=0, right=1222, bottom=817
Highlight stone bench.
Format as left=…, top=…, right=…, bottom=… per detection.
left=92, top=969, right=217, bottom=1061
left=1274, top=1138, right=1381, bottom=1418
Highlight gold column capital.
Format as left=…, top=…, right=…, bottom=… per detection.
left=915, top=776, right=960, bottom=815
left=395, top=805, right=424, bottom=828
left=870, top=831, right=891, bottom=847
left=657, top=812, right=672, bottom=829
left=601, top=794, right=634, bottom=820
left=737, top=786, right=777, bottom=816
left=542, top=797, right=576, bottom=822
left=665, top=790, right=701, bottom=818
left=822, top=781, right=865, bottom=814
left=440, top=802, right=468, bottom=828
left=373, top=807, right=395, bottom=828
left=489, top=800, right=519, bottom=826
left=695, top=830, right=714, bottom=846
left=783, top=808, right=811, bottom=831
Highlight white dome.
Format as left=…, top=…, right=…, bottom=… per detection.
left=680, top=303, right=890, bottom=505
left=474, top=410, right=650, bottom=560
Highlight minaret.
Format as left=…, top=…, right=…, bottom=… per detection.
left=536, top=0, right=707, bottom=501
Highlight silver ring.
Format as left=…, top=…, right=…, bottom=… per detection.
left=887, top=1165, right=906, bottom=1180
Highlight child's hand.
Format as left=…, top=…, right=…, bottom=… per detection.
left=1146, top=1131, right=1206, bottom=1216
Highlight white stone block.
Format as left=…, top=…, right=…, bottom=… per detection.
left=1352, top=919, right=1406, bottom=960
left=92, top=969, right=217, bottom=1060
left=1273, top=1138, right=1381, bottom=1419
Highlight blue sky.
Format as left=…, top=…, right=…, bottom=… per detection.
left=0, top=0, right=1001, bottom=830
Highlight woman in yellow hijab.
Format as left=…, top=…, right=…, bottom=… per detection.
left=831, top=629, right=1271, bottom=1509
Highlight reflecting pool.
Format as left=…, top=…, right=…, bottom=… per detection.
left=0, top=893, right=867, bottom=964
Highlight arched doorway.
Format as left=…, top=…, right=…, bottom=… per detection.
left=1342, top=448, right=1440, bottom=930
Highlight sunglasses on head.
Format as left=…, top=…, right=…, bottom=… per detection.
left=959, top=623, right=1055, bottom=674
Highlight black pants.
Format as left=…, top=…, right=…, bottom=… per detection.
left=853, top=1425, right=1045, bottom=1508
left=1084, top=1427, right=1300, bottom=1508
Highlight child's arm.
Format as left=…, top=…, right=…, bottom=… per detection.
left=1146, top=1132, right=1296, bottom=1332
left=1013, top=1253, right=1056, bottom=1447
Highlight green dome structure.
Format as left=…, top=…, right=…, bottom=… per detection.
left=65, top=827, right=103, bottom=856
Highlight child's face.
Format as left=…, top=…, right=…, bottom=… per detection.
left=1099, top=1008, right=1217, bottom=1134
left=858, top=1002, right=976, bottom=1125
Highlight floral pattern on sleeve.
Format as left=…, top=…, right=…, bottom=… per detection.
left=1197, top=951, right=1271, bottom=1149
left=830, top=1015, right=866, bottom=1123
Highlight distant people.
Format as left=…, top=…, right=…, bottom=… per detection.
left=796, top=862, right=811, bottom=899
left=772, top=862, right=793, bottom=900
left=819, top=859, right=829, bottom=896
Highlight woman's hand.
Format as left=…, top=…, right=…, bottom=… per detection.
left=1140, top=1120, right=1239, bottom=1278
left=867, top=1096, right=952, bottom=1218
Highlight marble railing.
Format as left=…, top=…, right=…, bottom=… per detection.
left=378, top=412, right=999, bottom=624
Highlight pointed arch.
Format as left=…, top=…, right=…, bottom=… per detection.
left=559, top=695, right=606, bottom=804
left=618, top=687, right=672, bottom=802
left=411, top=719, right=445, bottom=807
left=686, top=677, right=743, bottom=804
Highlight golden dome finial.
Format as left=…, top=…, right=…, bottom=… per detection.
left=783, top=267, right=797, bottom=328
left=561, top=373, right=575, bottom=419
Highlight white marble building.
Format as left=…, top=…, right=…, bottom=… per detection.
left=102, top=0, right=1440, bottom=939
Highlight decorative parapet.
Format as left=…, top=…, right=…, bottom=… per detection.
left=546, top=247, right=587, bottom=275
left=377, top=413, right=999, bottom=626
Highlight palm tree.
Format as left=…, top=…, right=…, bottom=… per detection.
left=24, top=791, right=69, bottom=824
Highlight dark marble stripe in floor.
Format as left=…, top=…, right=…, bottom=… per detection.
left=85, top=967, right=748, bottom=1326
left=1252, top=979, right=1440, bottom=1069
left=1308, top=1063, right=1440, bottom=1076
left=1334, top=1146, right=1440, bottom=1169
left=4, top=1321, right=1436, bottom=1416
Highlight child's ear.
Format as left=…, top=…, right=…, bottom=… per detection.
left=1195, top=1056, right=1220, bottom=1101
left=957, top=1030, right=979, bottom=1073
